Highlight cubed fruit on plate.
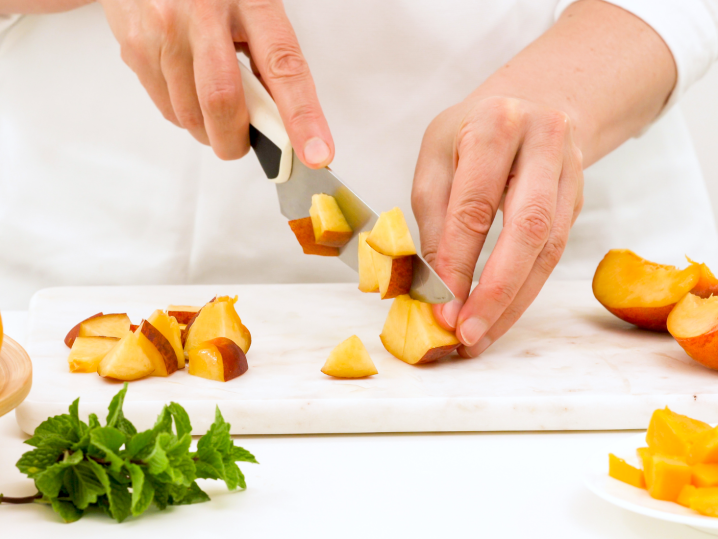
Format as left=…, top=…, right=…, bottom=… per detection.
left=68, top=336, right=119, bottom=373
left=288, top=217, right=340, bottom=256
left=309, top=193, right=353, bottom=248
left=188, top=337, right=248, bottom=382
left=592, top=249, right=700, bottom=331
left=366, top=207, right=417, bottom=257
left=667, top=294, right=718, bottom=370
left=608, top=453, right=646, bottom=489
left=97, top=331, right=155, bottom=381
left=321, top=335, right=378, bottom=378
left=78, top=313, right=132, bottom=339
left=646, top=407, right=711, bottom=458
left=184, top=296, right=251, bottom=355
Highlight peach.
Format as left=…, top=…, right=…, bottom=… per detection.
left=167, top=305, right=201, bottom=325
left=357, top=231, right=379, bottom=293
left=646, top=407, right=711, bottom=458
left=288, top=217, right=339, bottom=256
left=64, top=312, right=103, bottom=347
left=68, top=336, right=119, bottom=373
left=690, top=488, right=718, bottom=516
left=592, top=249, right=700, bottom=331
left=184, top=296, right=251, bottom=355
left=309, top=193, right=353, bottom=248
left=366, top=207, right=417, bottom=257
left=645, top=453, right=692, bottom=502
left=667, top=293, right=718, bottom=370
left=321, top=335, right=378, bottom=378
left=188, top=337, right=248, bottom=382
left=608, top=453, right=645, bottom=489
left=137, top=320, right=178, bottom=377
left=78, top=313, right=132, bottom=339
left=148, top=309, right=184, bottom=369
left=370, top=249, right=413, bottom=300
left=97, top=331, right=155, bottom=381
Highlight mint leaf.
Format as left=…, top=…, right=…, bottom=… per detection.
left=194, top=445, right=224, bottom=481
left=88, top=414, right=101, bottom=430
left=105, top=383, right=128, bottom=429
left=34, top=450, right=83, bottom=498
left=171, top=481, right=210, bottom=506
left=197, top=407, right=231, bottom=454
left=144, top=433, right=171, bottom=475
left=68, top=398, right=88, bottom=440
left=116, top=416, right=137, bottom=439
left=152, top=406, right=173, bottom=435
left=16, top=447, right=62, bottom=478
left=231, top=446, right=259, bottom=464
left=50, top=498, right=83, bottom=523
left=25, top=414, right=76, bottom=450
left=63, top=461, right=107, bottom=510
left=125, top=429, right=154, bottom=460
left=89, top=428, right=125, bottom=472
left=125, top=462, right=154, bottom=516
left=105, top=474, right=131, bottom=523
left=168, top=402, right=192, bottom=438
left=166, top=433, right=192, bottom=458
left=222, top=460, right=242, bottom=491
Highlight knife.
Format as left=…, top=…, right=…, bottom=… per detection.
left=237, top=59, right=454, bottom=304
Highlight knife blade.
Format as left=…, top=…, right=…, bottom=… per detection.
left=239, top=58, right=454, bottom=304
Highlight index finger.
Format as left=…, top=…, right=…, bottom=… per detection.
left=240, top=3, right=334, bottom=168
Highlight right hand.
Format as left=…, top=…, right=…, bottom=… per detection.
left=98, top=0, right=334, bottom=165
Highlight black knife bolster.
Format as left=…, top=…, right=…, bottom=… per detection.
left=249, top=125, right=282, bottom=181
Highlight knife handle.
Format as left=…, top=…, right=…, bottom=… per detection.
left=237, top=59, right=293, bottom=184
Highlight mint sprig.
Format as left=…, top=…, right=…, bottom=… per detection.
left=0, top=384, right=257, bottom=522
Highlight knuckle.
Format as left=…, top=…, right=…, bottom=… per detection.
left=200, top=82, right=241, bottom=118
left=177, top=110, right=205, bottom=131
left=285, top=101, right=320, bottom=131
left=512, top=207, right=552, bottom=249
left=452, top=198, right=496, bottom=238
left=263, top=43, right=309, bottom=83
left=536, top=235, right=567, bottom=274
left=146, top=0, right=175, bottom=40
left=485, top=281, right=516, bottom=307
left=482, top=97, right=523, bottom=138
left=120, top=34, right=146, bottom=67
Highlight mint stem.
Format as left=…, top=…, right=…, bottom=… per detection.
left=0, top=492, right=42, bottom=504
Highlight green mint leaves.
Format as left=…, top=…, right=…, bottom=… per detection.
left=3, top=384, right=257, bottom=523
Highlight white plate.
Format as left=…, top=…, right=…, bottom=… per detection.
left=584, top=431, right=718, bottom=535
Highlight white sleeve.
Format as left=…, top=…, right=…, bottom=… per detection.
left=555, top=0, right=718, bottom=111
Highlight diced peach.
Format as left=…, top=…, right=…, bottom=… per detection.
left=646, top=407, right=711, bottom=457
left=184, top=296, right=251, bottom=355
left=64, top=312, right=103, bottom=348
left=68, top=336, right=119, bottom=373
left=167, top=305, right=201, bottom=325
left=608, top=453, right=646, bottom=489
left=288, top=217, right=339, bottom=256
left=690, top=488, right=718, bottom=517
left=637, top=447, right=655, bottom=488
left=78, top=313, right=131, bottom=339
left=645, top=453, right=692, bottom=502
left=137, top=320, right=178, bottom=377
left=688, top=428, right=718, bottom=465
left=97, top=331, right=155, bottom=381
left=678, top=485, right=697, bottom=507
left=402, top=301, right=460, bottom=364
left=592, top=250, right=700, bottom=331
left=321, top=335, right=377, bottom=378
left=379, top=295, right=413, bottom=360
left=188, top=337, right=248, bottom=382
left=366, top=207, right=417, bottom=257
left=148, top=309, right=184, bottom=369
left=693, top=463, right=718, bottom=488
left=309, top=193, right=353, bottom=248
left=358, top=231, right=379, bottom=293
left=370, top=249, right=413, bottom=300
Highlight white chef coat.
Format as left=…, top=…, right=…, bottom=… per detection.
left=0, top=1, right=717, bottom=308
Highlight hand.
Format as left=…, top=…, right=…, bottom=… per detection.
left=412, top=96, right=584, bottom=357
left=98, top=0, right=333, bottom=165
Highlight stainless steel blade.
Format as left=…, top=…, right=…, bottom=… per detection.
left=276, top=153, right=455, bottom=304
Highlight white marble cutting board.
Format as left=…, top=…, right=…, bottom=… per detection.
left=15, top=281, right=718, bottom=435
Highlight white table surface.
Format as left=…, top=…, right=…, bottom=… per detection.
left=0, top=311, right=708, bottom=538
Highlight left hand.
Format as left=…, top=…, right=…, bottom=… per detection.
left=412, top=95, right=584, bottom=358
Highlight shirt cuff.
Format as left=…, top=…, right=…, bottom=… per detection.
left=555, top=0, right=718, bottom=114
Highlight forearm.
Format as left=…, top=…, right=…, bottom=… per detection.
left=471, top=0, right=676, bottom=168
left=0, top=0, right=92, bottom=15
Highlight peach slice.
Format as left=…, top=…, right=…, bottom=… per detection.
left=97, top=331, right=155, bottom=381
left=366, top=207, right=417, bottom=257
left=592, top=249, right=700, bottom=331
left=78, top=313, right=132, bottom=339
left=148, top=309, right=184, bottom=369
left=309, top=193, right=352, bottom=248
left=370, top=249, right=413, bottom=300
left=380, top=295, right=413, bottom=360
left=64, top=312, right=103, bottom=347
left=667, top=293, right=718, bottom=370
left=645, top=453, right=692, bottom=502
left=188, top=337, right=248, bottom=382
left=184, top=296, right=251, bottom=355
left=687, top=258, right=718, bottom=299
left=321, top=335, right=378, bottom=378
left=288, top=217, right=339, bottom=256
left=646, top=407, right=711, bottom=458
left=403, top=300, right=460, bottom=364
left=137, top=320, right=178, bottom=377
left=68, top=336, right=119, bottom=373
left=608, top=453, right=645, bottom=489
left=358, top=231, right=379, bottom=293
left=167, top=305, right=201, bottom=325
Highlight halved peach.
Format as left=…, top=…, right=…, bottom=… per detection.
left=358, top=231, right=379, bottom=293
left=370, top=249, right=412, bottom=300
left=64, top=312, right=103, bottom=347
left=97, top=331, right=155, bottom=381
left=78, top=313, right=132, bottom=339
left=188, top=337, right=248, bottom=382
left=592, top=249, right=700, bottom=331
left=309, top=193, right=353, bottom=248
left=288, top=217, right=339, bottom=256
left=184, top=296, right=251, bottom=355
left=667, top=293, right=718, bottom=370
left=366, top=207, right=417, bottom=257
left=137, top=320, right=178, bottom=377
left=321, top=335, right=378, bottom=378
left=167, top=305, right=201, bottom=325
left=148, top=309, right=184, bottom=369
left=68, top=336, right=119, bottom=373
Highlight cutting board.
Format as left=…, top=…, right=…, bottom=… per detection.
left=16, top=281, right=718, bottom=435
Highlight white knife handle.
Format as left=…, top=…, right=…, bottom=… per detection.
left=238, top=59, right=293, bottom=184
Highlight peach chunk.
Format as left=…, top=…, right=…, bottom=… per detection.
left=380, top=295, right=413, bottom=360
left=137, top=320, right=178, bottom=377
left=309, top=193, right=353, bottom=248
left=608, top=454, right=646, bottom=489
left=690, top=488, right=718, bottom=517
left=64, top=312, right=103, bottom=347
left=78, top=313, right=132, bottom=339
left=97, top=331, right=155, bottom=381
left=667, top=293, right=718, bottom=370
left=68, top=336, right=119, bottom=373
left=637, top=447, right=655, bottom=488
left=366, top=207, right=417, bottom=257
left=646, top=407, right=711, bottom=458
left=678, top=485, right=698, bottom=507
left=288, top=217, right=339, bottom=256
left=184, top=296, right=251, bottom=355
left=148, top=309, right=184, bottom=369
left=688, top=428, right=718, bottom=465
left=686, top=257, right=718, bottom=299
left=693, top=464, right=718, bottom=488
left=167, top=305, right=201, bottom=325
left=321, top=335, right=378, bottom=378
left=645, top=453, right=692, bottom=502
left=188, top=337, right=248, bottom=382
left=592, top=249, right=700, bottom=331
left=370, top=248, right=413, bottom=300
left=358, top=231, right=379, bottom=293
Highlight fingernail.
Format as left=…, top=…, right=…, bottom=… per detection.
left=458, top=318, right=488, bottom=347
left=303, top=137, right=330, bottom=166
left=473, top=336, right=493, bottom=356
left=441, top=299, right=463, bottom=330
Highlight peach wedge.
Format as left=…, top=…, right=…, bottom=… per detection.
left=188, top=337, right=248, bottom=382
left=309, top=193, right=353, bottom=248
left=288, top=217, right=340, bottom=256
left=366, top=207, right=417, bottom=257
left=321, top=335, right=378, bottom=378
left=667, top=293, right=718, bottom=370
